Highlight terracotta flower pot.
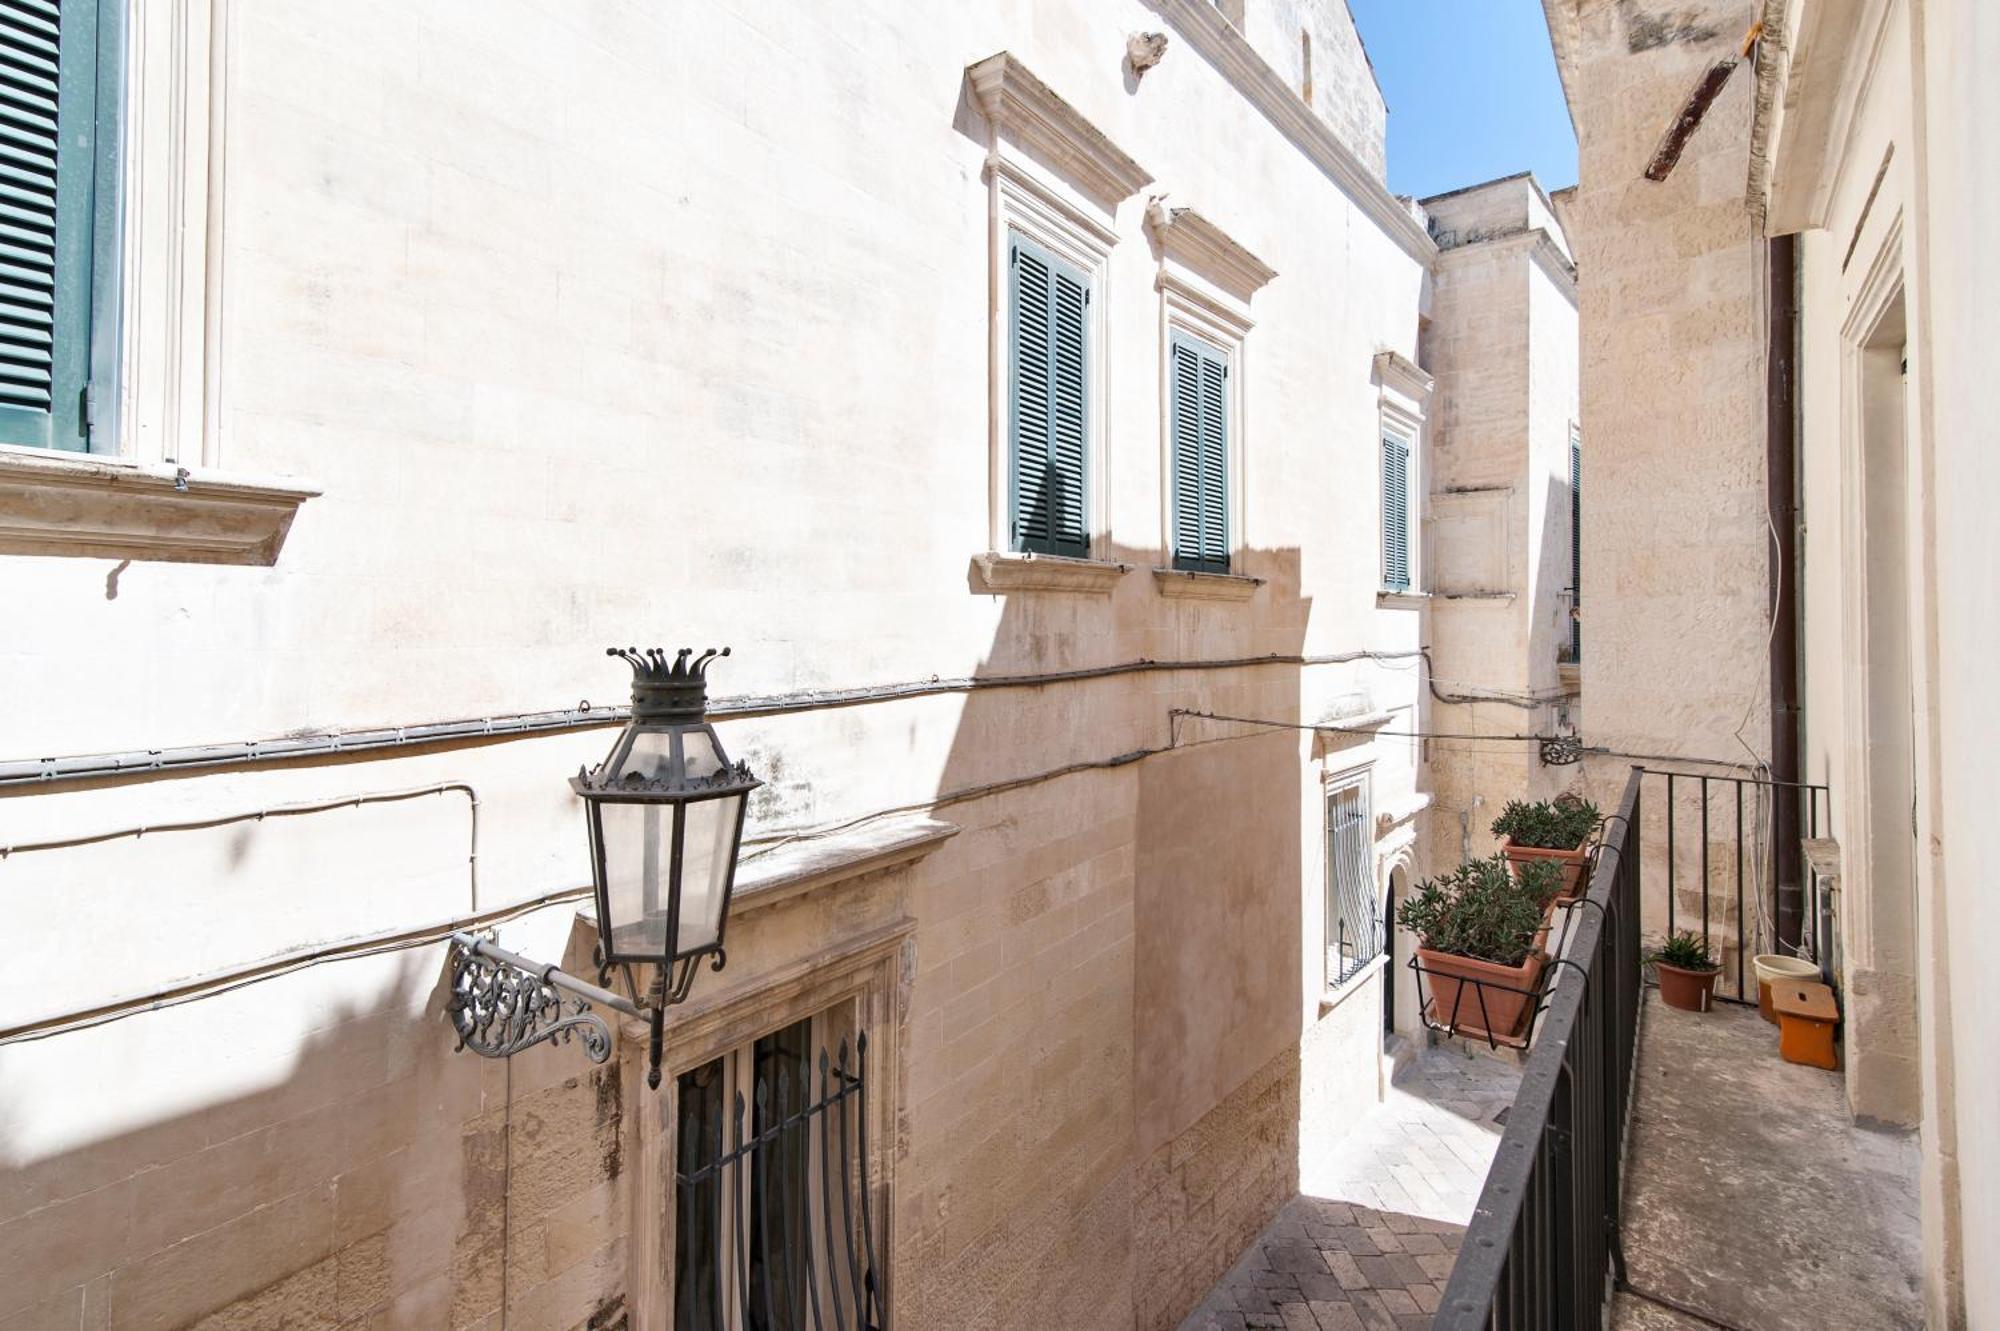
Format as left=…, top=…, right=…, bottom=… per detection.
left=1500, top=837, right=1591, bottom=902
left=1655, top=961, right=1720, bottom=1012
left=1417, top=947, right=1547, bottom=1041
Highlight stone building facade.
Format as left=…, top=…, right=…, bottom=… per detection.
left=1542, top=0, right=1998, bottom=1324
left=0, top=2, right=1569, bottom=1329
left=1409, top=173, right=1582, bottom=911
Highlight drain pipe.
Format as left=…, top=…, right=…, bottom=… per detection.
left=1767, top=233, right=1804, bottom=949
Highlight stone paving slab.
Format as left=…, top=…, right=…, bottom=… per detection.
left=1179, top=1043, right=1522, bottom=1331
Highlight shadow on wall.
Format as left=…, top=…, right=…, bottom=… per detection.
left=893, top=541, right=1311, bottom=1331
left=1, top=549, right=1316, bottom=1331
left=0, top=929, right=633, bottom=1331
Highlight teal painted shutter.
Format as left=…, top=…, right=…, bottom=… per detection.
left=1170, top=331, right=1229, bottom=573
left=1007, top=234, right=1088, bottom=557
left=1381, top=435, right=1410, bottom=590
left=0, top=0, right=106, bottom=451
left=1569, top=427, right=1582, bottom=657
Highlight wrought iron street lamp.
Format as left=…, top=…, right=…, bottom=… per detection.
left=449, top=646, right=761, bottom=1088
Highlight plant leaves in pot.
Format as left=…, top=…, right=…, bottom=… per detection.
left=1491, top=793, right=1601, bottom=902
left=1649, top=930, right=1721, bottom=1012
left=1398, top=855, right=1552, bottom=1041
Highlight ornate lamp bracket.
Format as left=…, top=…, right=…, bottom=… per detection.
left=447, top=932, right=631, bottom=1067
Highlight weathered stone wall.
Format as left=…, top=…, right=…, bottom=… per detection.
left=1557, top=0, right=1768, bottom=771
left=1545, top=0, right=1769, bottom=964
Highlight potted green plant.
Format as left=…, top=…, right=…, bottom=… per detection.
left=1650, top=931, right=1722, bottom=1012
left=1397, top=855, right=1560, bottom=1040
left=1491, top=793, right=1601, bottom=902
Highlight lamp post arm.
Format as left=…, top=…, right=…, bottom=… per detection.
left=449, top=931, right=644, bottom=1018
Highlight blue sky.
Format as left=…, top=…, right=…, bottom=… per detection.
left=1345, top=0, right=1577, bottom=199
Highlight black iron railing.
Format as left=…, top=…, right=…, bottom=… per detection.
left=1432, top=768, right=1643, bottom=1330
left=1642, top=768, right=1833, bottom=1002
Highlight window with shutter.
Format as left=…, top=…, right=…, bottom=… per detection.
left=1568, top=425, right=1582, bottom=660
left=0, top=0, right=114, bottom=453
left=1169, top=330, right=1229, bottom=573
left=1007, top=233, right=1089, bottom=557
left=1381, top=433, right=1411, bottom=590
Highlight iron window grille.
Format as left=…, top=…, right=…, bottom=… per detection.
left=673, top=1011, right=886, bottom=1331
left=1325, top=774, right=1382, bottom=988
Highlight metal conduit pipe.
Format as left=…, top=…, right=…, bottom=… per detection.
left=0, top=648, right=1555, bottom=791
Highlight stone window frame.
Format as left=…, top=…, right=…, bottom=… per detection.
left=1144, top=202, right=1272, bottom=596
left=965, top=52, right=1150, bottom=593
left=627, top=920, right=912, bottom=1326
left=1320, top=759, right=1384, bottom=1003
left=1372, top=351, right=1433, bottom=608
left=0, top=0, right=320, bottom=565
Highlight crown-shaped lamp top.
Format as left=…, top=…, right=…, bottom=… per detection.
left=610, top=646, right=728, bottom=722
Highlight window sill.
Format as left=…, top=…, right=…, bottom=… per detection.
left=1436, top=589, right=1516, bottom=603
left=1375, top=589, right=1428, bottom=609
left=0, top=448, right=320, bottom=565
left=1152, top=566, right=1263, bottom=601
left=1320, top=953, right=1389, bottom=1016
left=971, top=551, right=1130, bottom=594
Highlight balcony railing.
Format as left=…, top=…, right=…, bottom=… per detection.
left=1432, top=767, right=1643, bottom=1329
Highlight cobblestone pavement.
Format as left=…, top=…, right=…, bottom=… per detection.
left=1178, top=1043, right=1522, bottom=1331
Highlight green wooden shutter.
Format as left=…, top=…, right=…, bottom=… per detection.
left=0, top=0, right=107, bottom=451
left=1170, top=331, right=1229, bottom=573
left=1569, top=426, right=1582, bottom=658
left=1381, top=434, right=1410, bottom=590
left=1007, top=234, right=1088, bottom=557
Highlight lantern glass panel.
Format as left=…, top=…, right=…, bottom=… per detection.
left=598, top=800, right=678, bottom=960
left=675, top=792, right=745, bottom=955
left=681, top=727, right=725, bottom=781
left=612, top=728, right=676, bottom=782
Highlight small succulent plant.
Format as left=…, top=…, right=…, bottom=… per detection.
left=1648, top=930, right=1718, bottom=972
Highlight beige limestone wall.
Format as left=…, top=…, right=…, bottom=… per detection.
left=1563, top=0, right=1768, bottom=767
left=1415, top=175, right=1580, bottom=891
left=0, top=2, right=1439, bottom=1329
left=1549, top=0, right=1771, bottom=966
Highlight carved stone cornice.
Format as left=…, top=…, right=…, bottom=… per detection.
left=0, top=448, right=319, bottom=565
left=1144, top=200, right=1277, bottom=302
left=965, top=51, right=1153, bottom=208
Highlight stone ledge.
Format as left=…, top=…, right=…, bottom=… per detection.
left=573, top=814, right=953, bottom=938
left=1152, top=566, right=1262, bottom=601
left=0, top=448, right=319, bottom=565
left=971, top=550, right=1130, bottom=594
left=730, top=814, right=957, bottom=915
left=1376, top=589, right=1429, bottom=609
